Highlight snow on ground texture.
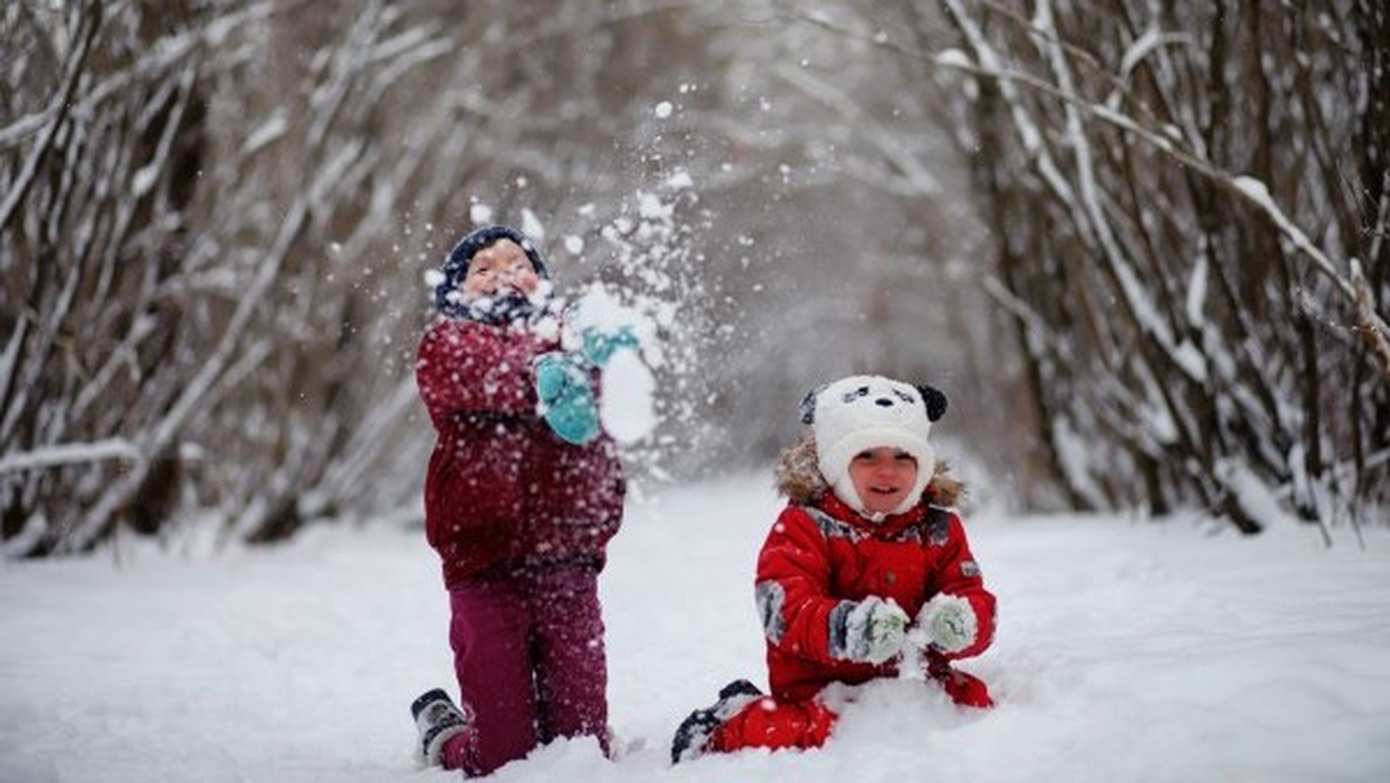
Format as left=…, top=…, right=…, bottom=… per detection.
left=2, top=477, right=1389, bottom=782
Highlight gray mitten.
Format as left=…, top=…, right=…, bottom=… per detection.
left=840, top=596, right=909, bottom=664
left=915, top=593, right=978, bottom=654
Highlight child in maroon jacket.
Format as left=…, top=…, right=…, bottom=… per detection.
left=410, top=225, right=627, bottom=777
left=671, top=375, right=997, bottom=763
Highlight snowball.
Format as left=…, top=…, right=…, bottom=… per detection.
left=600, top=349, right=656, bottom=444
left=423, top=269, right=446, bottom=287
left=565, top=235, right=585, bottom=255
left=469, top=203, right=493, bottom=225
left=654, top=101, right=673, bottom=119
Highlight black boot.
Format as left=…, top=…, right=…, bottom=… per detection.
left=411, top=688, right=473, bottom=767
left=670, top=679, right=764, bottom=764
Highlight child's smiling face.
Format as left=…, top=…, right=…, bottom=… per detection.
left=848, top=447, right=919, bottom=515
left=462, top=239, right=540, bottom=300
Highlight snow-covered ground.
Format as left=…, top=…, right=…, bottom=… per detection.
left=3, top=476, right=1389, bottom=782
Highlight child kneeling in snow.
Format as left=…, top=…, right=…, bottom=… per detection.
left=671, top=375, right=997, bottom=763
left=410, top=225, right=635, bottom=776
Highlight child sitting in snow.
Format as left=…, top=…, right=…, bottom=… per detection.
left=671, top=375, right=997, bottom=763
left=410, top=225, right=634, bottom=776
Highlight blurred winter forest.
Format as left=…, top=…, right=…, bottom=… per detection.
left=2, top=0, right=1387, bottom=556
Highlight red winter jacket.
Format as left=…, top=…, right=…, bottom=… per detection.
left=416, top=317, right=624, bottom=588
left=755, top=490, right=996, bottom=702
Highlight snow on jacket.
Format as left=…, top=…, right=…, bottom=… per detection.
left=416, top=316, right=624, bottom=588
left=756, top=433, right=995, bottom=702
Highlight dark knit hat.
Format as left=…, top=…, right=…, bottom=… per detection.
left=435, top=225, right=550, bottom=316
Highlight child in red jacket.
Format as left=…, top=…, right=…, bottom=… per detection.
left=671, top=375, right=997, bottom=763
left=409, top=225, right=629, bottom=776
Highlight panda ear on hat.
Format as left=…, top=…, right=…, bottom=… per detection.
left=798, top=383, right=828, bottom=425
left=916, top=384, right=948, bottom=422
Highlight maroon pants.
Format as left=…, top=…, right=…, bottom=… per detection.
left=441, top=563, right=608, bottom=775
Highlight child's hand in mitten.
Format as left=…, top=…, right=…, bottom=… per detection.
left=843, top=596, right=910, bottom=665
left=535, top=353, right=600, bottom=445
left=914, top=594, right=978, bottom=654
left=580, top=326, right=640, bottom=368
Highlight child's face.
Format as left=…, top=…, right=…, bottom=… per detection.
left=462, top=239, right=540, bottom=300
left=848, top=447, right=919, bottom=514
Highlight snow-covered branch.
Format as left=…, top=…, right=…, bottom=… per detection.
left=787, top=0, right=1390, bottom=385
left=0, top=439, right=141, bottom=475
left=913, top=0, right=1390, bottom=532
left=0, top=0, right=100, bottom=232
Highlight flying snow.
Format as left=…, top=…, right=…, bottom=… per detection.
left=469, top=203, right=494, bottom=225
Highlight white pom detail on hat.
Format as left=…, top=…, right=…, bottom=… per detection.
left=810, top=375, right=938, bottom=517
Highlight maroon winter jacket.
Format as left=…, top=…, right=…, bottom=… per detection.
left=416, top=317, right=625, bottom=587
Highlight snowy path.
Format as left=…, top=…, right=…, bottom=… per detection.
left=3, top=477, right=1389, bottom=782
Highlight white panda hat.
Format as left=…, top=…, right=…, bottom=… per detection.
left=800, top=375, right=948, bottom=517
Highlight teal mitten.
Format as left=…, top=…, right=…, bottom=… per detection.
left=535, top=353, right=600, bottom=445
left=580, top=326, right=640, bottom=368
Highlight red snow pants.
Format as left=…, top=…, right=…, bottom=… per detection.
left=925, top=652, right=994, bottom=709
left=440, top=562, right=609, bottom=775
left=711, top=661, right=992, bottom=753
left=710, top=697, right=839, bottom=752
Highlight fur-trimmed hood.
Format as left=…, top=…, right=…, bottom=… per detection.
left=774, top=430, right=963, bottom=508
